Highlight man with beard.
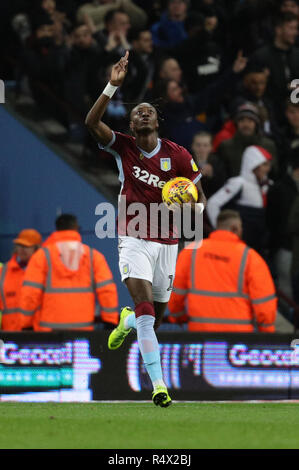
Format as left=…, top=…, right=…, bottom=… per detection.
left=217, top=102, right=277, bottom=178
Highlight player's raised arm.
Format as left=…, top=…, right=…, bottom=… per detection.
left=85, top=51, right=129, bottom=146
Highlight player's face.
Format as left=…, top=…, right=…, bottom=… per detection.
left=130, top=104, right=158, bottom=134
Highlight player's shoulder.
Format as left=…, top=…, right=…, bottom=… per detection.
left=113, top=131, right=136, bottom=147
left=160, top=138, right=191, bottom=156
left=115, top=131, right=135, bottom=141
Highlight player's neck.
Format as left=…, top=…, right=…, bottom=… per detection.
left=135, top=133, right=159, bottom=154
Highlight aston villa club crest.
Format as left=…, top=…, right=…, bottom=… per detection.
left=160, top=158, right=171, bottom=171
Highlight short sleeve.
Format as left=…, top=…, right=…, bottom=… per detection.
left=97, top=131, right=135, bottom=156
left=177, top=146, right=202, bottom=184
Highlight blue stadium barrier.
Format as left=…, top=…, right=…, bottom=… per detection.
left=0, top=106, right=131, bottom=307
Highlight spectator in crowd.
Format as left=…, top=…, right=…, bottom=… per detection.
left=172, top=11, right=223, bottom=93
left=212, top=118, right=236, bottom=152
left=0, top=229, right=42, bottom=331
left=288, top=192, right=299, bottom=304
left=131, top=0, right=162, bottom=24
left=12, top=0, right=73, bottom=46
left=151, top=0, right=189, bottom=49
left=217, top=102, right=277, bottom=178
left=251, top=12, right=299, bottom=125
left=168, top=209, right=277, bottom=332
left=276, top=100, right=299, bottom=173
left=207, top=145, right=273, bottom=255
left=281, top=0, right=299, bottom=18
left=267, top=152, right=299, bottom=298
left=64, top=23, right=103, bottom=137
left=77, top=0, right=147, bottom=32
left=19, top=214, right=119, bottom=331
left=190, top=0, right=228, bottom=43
left=148, top=54, right=187, bottom=100
left=122, top=29, right=156, bottom=102
left=231, top=0, right=278, bottom=57
left=22, top=13, right=69, bottom=123
left=233, top=63, right=277, bottom=137
left=95, top=9, right=131, bottom=59
left=199, top=2, right=227, bottom=48
left=191, top=131, right=225, bottom=198
left=155, top=51, right=248, bottom=150
left=154, top=78, right=206, bottom=149
left=39, top=0, right=72, bottom=40
left=156, top=56, right=183, bottom=85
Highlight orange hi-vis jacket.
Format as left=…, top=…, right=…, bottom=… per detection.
left=0, top=255, right=33, bottom=331
left=19, top=231, right=119, bottom=331
left=168, top=230, right=277, bottom=332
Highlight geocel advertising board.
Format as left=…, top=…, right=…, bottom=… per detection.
left=0, top=332, right=299, bottom=401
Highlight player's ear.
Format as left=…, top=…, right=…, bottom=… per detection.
left=129, top=120, right=134, bottom=131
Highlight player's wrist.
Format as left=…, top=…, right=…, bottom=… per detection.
left=102, top=82, right=119, bottom=98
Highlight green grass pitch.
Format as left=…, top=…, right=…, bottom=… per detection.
left=0, top=402, right=299, bottom=449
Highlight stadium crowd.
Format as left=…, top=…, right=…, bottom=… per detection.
left=1, top=0, right=299, bottom=330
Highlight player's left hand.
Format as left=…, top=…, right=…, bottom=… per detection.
left=168, top=191, right=197, bottom=211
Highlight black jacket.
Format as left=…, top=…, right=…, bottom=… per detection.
left=267, top=173, right=299, bottom=253
left=161, top=68, right=240, bottom=150
left=251, top=43, right=299, bottom=124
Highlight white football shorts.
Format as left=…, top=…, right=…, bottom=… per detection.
left=118, top=236, right=178, bottom=303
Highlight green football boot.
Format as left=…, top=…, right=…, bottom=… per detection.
left=152, top=386, right=172, bottom=408
left=108, top=306, right=134, bottom=350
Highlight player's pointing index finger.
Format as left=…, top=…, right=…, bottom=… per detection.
left=119, top=51, right=129, bottom=70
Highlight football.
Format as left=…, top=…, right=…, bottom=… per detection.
left=162, top=177, right=198, bottom=206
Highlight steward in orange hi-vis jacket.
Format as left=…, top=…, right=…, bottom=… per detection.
left=0, top=256, right=25, bottom=331
left=168, top=210, right=277, bottom=332
left=0, top=229, right=42, bottom=331
left=19, top=219, right=119, bottom=331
